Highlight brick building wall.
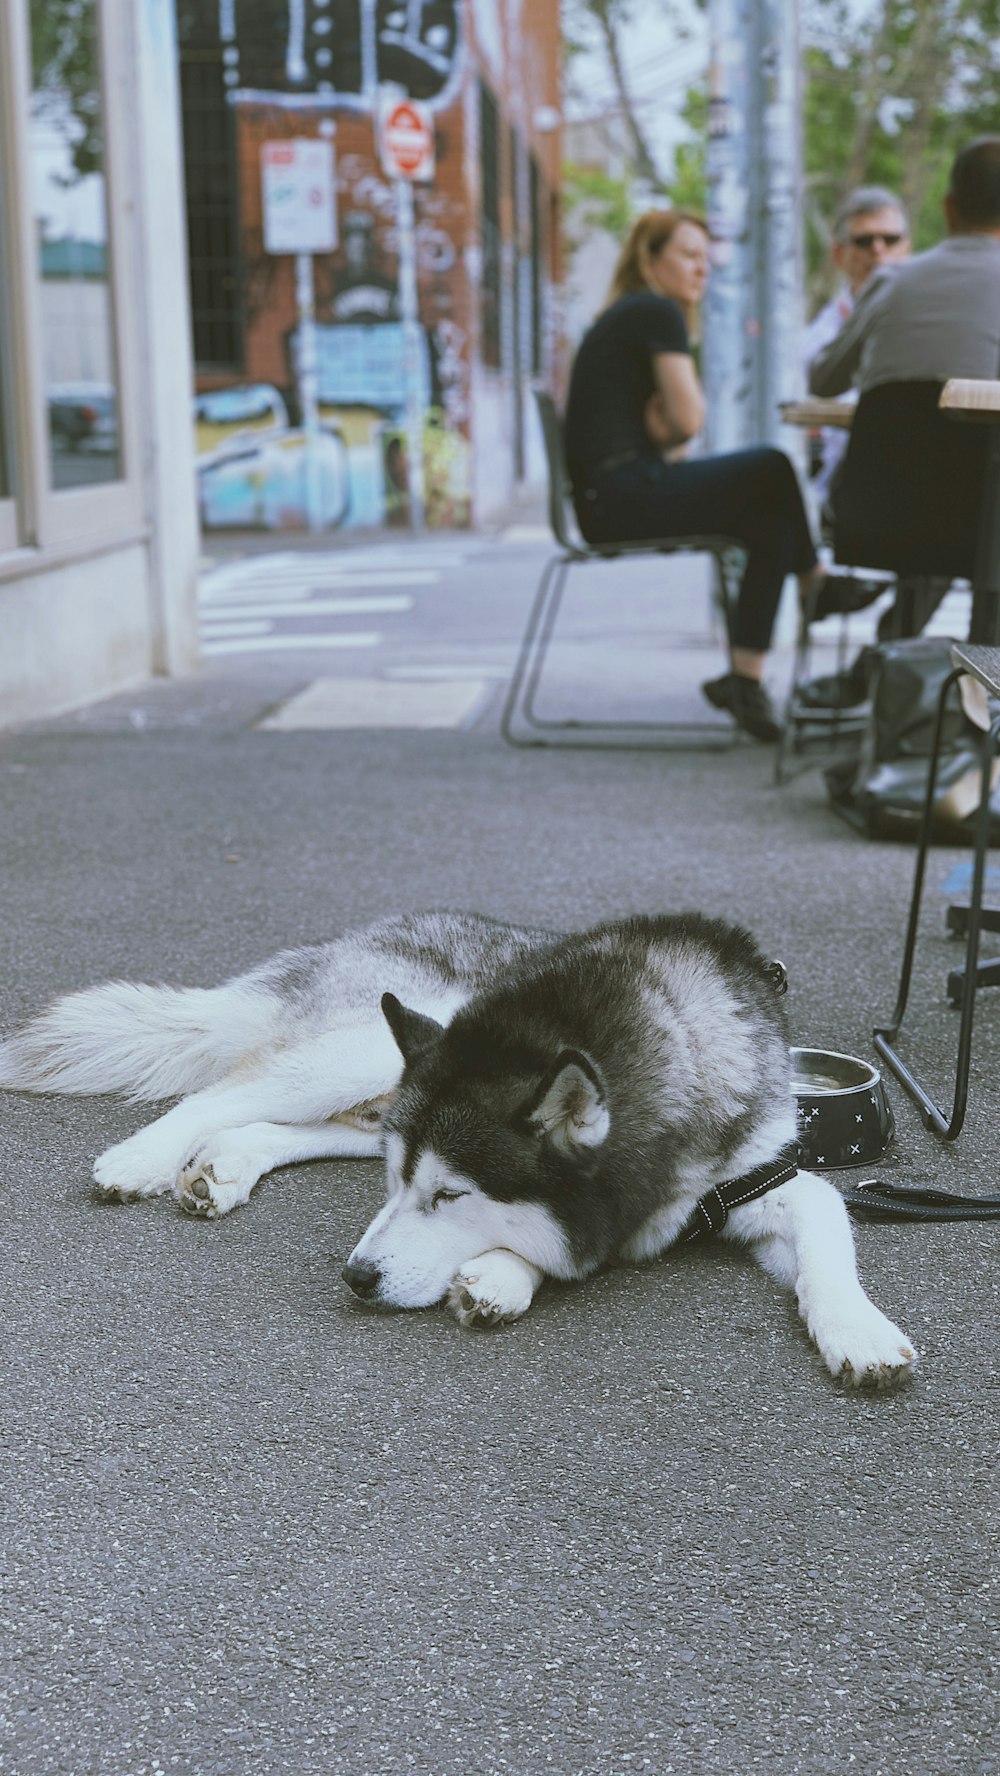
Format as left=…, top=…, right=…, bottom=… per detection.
left=178, top=0, right=563, bottom=532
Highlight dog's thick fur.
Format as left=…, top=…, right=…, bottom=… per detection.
left=0, top=908, right=916, bottom=1386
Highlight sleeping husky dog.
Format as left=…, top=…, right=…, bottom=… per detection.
left=0, top=908, right=915, bottom=1387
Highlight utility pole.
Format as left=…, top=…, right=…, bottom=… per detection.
left=704, top=0, right=755, bottom=455
left=756, top=0, right=805, bottom=450
left=705, top=0, right=804, bottom=456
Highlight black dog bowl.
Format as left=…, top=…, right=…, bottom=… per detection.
left=791, top=1047, right=895, bottom=1170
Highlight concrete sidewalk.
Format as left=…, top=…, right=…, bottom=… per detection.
left=1, top=549, right=998, bottom=1776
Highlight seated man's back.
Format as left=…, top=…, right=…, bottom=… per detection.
left=809, top=231, right=1000, bottom=399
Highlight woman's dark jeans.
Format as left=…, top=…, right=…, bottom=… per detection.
left=574, top=447, right=817, bottom=653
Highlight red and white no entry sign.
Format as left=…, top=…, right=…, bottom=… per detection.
left=379, top=97, right=435, bottom=183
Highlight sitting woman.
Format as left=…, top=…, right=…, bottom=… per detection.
left=565, top=208, right=822, bottom=742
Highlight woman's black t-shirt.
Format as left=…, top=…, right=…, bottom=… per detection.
left=564, top=291, right=690, bottom=488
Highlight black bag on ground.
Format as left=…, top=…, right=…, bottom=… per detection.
left=824, top=636, right=1000, bottom=842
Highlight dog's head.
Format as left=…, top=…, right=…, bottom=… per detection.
left=341, top=993, right=611, bottom=1309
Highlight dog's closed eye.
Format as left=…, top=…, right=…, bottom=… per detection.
left=430, top=1188, right=467, bottom=1211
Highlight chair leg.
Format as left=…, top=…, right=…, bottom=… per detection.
left=499, top=553, right=568, bottom=745
left=774, top=605, right=812, bottom=785
left=773, top=597, right=863, bottom=786
left=944, top=712, right=1000, bottom=1118
left=873, top=669, right=999, bottom=1139
left=945, top=903, right=1000, bottom=937
left=501, top=546, right=741, bottom=750
left=948, top=955, right=1000, bottom=1004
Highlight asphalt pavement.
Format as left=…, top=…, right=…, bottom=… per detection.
left=1, top=523, right=998, bottom=1776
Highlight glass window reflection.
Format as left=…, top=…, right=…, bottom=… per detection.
left=28, top=0, right=122, bottom=487
left=0, top=172, right=11, bottom=501
left=0, top=335, right=10, bottom=501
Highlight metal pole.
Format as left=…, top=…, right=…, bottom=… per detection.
left=295, top=250, right=323, bottom=532
left=706, top=0, right=803, bottom=457
left=395, top=176, right=426, bottom=532
left=705, top=0, right=754, bottom=453
left=757, top=0, right=805, bottom=453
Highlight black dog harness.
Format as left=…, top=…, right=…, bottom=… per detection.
left=675, top=1140, right=799, bottom=1245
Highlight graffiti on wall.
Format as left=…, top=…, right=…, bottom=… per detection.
left=182, top=4, right=471, bottom=530
left=196, top=174, right=472, bottom=533
left=217, top=0, right=463, bottom=110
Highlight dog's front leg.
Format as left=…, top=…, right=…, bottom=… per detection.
left=726, top=1172, right=917, bottom=1387
left=178, top=1117, right=385, bottom=1219
left=448, top=1250, right=545, bottom=1328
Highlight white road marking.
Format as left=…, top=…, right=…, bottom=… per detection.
left=200, top=620, right=273, bottom=638
left=201, top=595, right=412, bottom=620
left=500, top=525, right=551, bottom=544
left=383, top=663, right=510, bottom=680
left=258, top=676, right=491, bottom=729
left=200, top=632, right=381, bottom=656
left=201, top=569, right=440, bottom=600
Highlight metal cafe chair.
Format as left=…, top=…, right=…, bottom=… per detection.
left=776, top=381, right=989, bottom=784
left=873, top=643, right=1000, bottom=1140
left=500, top=390, right=744, bottom=749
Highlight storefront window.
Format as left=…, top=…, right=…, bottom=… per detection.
left=0, top=315, right=10, bottom=500
left=28, top=0, right=121, bottom=487
left=0, top=170, right=12, bottom=502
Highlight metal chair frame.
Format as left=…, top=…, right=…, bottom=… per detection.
left=500, top=391, right=744, bottom=749
left=773, top=579, right=878, bottom=785
left=873, top=644, right=1000, bottom=1139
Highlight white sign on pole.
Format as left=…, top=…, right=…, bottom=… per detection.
left=261, top=139, right=337, bottom=255
left=378, top=96, right=435, bottom=183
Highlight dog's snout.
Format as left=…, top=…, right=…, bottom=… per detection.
left=342, top=1257, right=381, bottom=1299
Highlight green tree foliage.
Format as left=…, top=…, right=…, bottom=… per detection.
left=29, top=0, right=103, bottom=180
left=670, top=90, right=708, bottom=214
left=563, top=165, right=635, bottom=237
left=802, top=0, right=1000, bottom=303
left=563, top=0, right=1000, bottom=308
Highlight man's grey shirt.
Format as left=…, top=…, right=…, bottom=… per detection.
left=809, top=234, right=1000, bottom=397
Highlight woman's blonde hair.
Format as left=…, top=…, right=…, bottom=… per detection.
left=603, top=208, right=710, bottom=337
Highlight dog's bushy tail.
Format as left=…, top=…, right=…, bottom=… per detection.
left=0, top=979, right=280, bottom=1100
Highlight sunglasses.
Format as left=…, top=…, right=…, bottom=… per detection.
left=849, top=232, right=904, bottom=249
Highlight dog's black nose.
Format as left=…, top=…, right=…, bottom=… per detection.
left=342, top=1258, right=381, bottom=1299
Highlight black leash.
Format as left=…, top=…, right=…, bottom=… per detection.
left=678, top=1140, right=1000, bottom=1237
left=840, top=1179, right=1000, bottom=1223
left=676, top=1141, right=800, bottom=1244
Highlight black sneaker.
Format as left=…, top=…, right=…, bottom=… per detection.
left=702, top=672, right=783, bottom=743
left=808, top=573, right=886, bottom=622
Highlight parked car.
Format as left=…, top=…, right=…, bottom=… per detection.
left=47, top=382, right=118, bottom=453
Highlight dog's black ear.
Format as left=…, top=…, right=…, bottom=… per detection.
left=519, top=1049, right=609, bottom=1156
left=381, top=993, right=445, bottom=1063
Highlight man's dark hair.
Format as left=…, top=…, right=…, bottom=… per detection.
left=948, top=137, right=1000, bottom=228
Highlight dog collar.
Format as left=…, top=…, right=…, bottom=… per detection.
left=675, top=1141, right=800, bottom=1245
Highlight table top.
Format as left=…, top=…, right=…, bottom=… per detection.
left=780, top=398, right=854, bottom=430
left=781, top=381, right=1000, bottom=430
left=940, top=379, right=1000, bottom=421
left=952, top=643, right=1000, bottom=695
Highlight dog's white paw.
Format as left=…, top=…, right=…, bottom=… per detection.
left=177, top=1146, right=258, bottom=1219
left=448, top=1250, right=539, bottom=1329
left=93, top=1140, right=178, bottom=1203
left=812, top=1298, right=917, bottom=1389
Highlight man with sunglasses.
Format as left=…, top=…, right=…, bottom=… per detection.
left=803, top=187, right=910, bottom=502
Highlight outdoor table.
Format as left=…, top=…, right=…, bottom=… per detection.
left=779, top=398, right=854, bottom=430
